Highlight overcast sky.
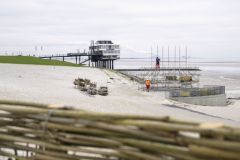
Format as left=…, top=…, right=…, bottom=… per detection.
left=0, top=0, right=240, bottom=58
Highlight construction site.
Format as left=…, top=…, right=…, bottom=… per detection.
left=0, top=45, right=237, bottom=160
left=118, top=46, right=227, bottom=106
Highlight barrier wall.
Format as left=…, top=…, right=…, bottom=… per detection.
left=170, top=94, right=227, bottom=106
left=169, top=86, right=225, bottom=98
left=169, top=86, right=226, bottom=106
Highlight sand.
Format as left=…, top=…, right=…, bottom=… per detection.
left=0, top=63, right=239, bottom=127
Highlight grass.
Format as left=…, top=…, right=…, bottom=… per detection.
left=0, top=56, right=82, bottom=67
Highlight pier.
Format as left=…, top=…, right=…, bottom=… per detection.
left=39, top=40, right=120, bottom=69
left=39, top=53, right=88, bottom=64
left=39, top=53, right=116, bottom=69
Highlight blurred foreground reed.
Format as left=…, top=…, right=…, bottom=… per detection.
left=0, top=100, right=240, bottom=160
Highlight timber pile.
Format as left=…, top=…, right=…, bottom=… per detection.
left=0, top=100, right=240, bottom=160
left=98, top=86, right=108, bottom=96
left=74, top=78, right=108, bottom=96
left=87, top=84, right=98, bottom=95
left=74, top=78, right=90, bottom=91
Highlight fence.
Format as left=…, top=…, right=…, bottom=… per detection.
left=169, top=85, right=225, bottom=98
left=0, top=99, right=239, bottom=160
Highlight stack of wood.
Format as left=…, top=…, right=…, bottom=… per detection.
left=98, top=86, right=108, bottom=96
left=87, top=83, right=97, bottom=95
left=74, top=78, right=96, bottom=94
left=73, top=78, right=90, bottom=86
left=1, top=99, right=240, bottom=160
left=73, top=78, right=91, bottom=91
left=74, top=78, right=108, bottom=96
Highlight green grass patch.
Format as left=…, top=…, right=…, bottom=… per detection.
left=0, top=56, right=82, bottom=67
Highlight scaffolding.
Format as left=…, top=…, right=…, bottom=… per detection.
left=132, top=66, right=200, bottom=91
left=121, top=46, right=201, bottom=92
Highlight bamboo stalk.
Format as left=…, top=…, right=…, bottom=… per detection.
left=119, top=149, right=162, bottom=160
left=0, top=102, right=177, bottom=122
left=119, top=138, right=188, bottom=156
left=178, top=136, right=240, bottom=152
left=189, top=145, right=240, bottom=160
left=0, top=133, right=118, bottom=157
left=0, top=99, right=71, bottom=109
left=0, top=150, right=28, bottom=160
left=117, top=120, right=240, bottom=139
left=1, top=143, right=110, bottom=160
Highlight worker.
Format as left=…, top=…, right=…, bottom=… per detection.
left=156, top=57, right=160, bottom=69
left=145, top=79, right=151, bottom=92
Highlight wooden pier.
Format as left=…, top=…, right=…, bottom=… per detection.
left=39, top=53, right=117, bottom=69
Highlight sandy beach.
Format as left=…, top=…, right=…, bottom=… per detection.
left=0, top=63, right=240, bottom=127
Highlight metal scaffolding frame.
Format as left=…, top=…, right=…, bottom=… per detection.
left=121, top=46, right=200, bottom=92
left=135, top=66, right=200, bottom=91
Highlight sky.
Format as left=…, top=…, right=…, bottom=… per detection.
left=0, top=0, right=240, bottom=58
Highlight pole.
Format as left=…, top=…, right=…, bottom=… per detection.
left=168, top=46, right=169, bottom=68
left=157, top=45, right=159, bottom=69
left=174, top=46, right=176, bottom=68
left=179, top=46, right=181, bottom=70
left=162, top=47, right=164, bottom=68
left=151, top=47, right=153, bottom=68
left=186, top=46, right=188, bottom=68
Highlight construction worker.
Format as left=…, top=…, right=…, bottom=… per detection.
left=156, top=57, right=160, bottom=69
left=145, top=79, right=151, bottom=92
